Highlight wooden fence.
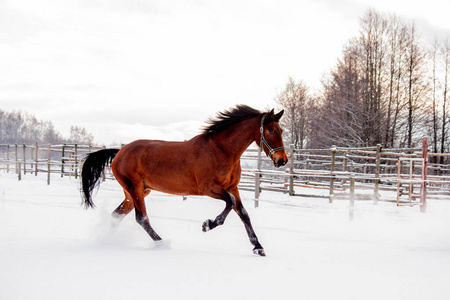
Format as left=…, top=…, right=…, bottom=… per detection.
left=240, top=137, right=450, bottom=212
left=0, top=143, right=118, bottom=184
left=1, top=138, right=450, bottom=212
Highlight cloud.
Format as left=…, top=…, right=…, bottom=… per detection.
left=1, top=0, right=449, bottom=144
left=85, top=119, right=204, bottom=145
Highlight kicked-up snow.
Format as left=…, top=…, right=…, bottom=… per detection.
left=1, top=172, right=450, bottom=299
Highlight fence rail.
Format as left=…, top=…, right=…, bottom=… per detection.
left=240, top=137, right=450, bottom=212
left=1, top=138, right=450, bottom=212
left=0, top=143, right=119, bottom=184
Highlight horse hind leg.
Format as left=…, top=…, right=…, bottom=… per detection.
left=111, top=188, right=151, bottom=222
left=135, top=206, right=162, bottom=243
left=118, top=178, right=163, bottom=244
left=110, top=194, right=135, bottom=229
left=131, top=189, right=163, bottom=243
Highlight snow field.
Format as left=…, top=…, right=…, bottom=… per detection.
left=1, top=172, right=450, bottom=300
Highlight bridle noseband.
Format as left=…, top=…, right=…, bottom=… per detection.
left=260, top=114, right=285, bottom=157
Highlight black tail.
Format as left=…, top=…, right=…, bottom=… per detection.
left=81, top=148, right=119, bottom=209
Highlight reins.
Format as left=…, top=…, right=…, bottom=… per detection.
left=260, top=114, right=285, bottom=157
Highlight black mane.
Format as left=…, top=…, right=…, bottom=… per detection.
left=202, top=105, right=264, bottom=135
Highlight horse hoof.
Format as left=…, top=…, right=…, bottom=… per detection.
left=202, top=219, right=212, bottom=232
left=154, top=239, right=172, bottom=249
left=253, top=248, right=266, bottom=256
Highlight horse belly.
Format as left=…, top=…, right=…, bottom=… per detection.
left=144, top=159, right=199, bottom=196
left=146, top=176, right=199, bottom=196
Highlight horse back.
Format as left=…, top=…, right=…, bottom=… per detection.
left=113, top=139, right=196, bottom=176
left=112, top=137, right=241, bottom=196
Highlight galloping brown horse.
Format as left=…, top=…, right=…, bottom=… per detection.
left=81, top=105, right=287, bottom=256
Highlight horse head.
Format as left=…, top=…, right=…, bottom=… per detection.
left=259, top=109, right=288, bottom=168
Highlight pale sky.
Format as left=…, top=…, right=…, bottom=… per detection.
left=1, top=0, right=449, bottom=144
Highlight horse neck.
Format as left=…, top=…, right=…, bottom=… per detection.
left=211, top=117, right=260, bottom=161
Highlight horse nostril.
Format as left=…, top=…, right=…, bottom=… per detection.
left=276, top=158, right=286, bottom=167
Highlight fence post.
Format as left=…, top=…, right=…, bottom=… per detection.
left=349, top=175, right=355, bottom=221
left=74, top=144, right=78, bottom=179
left=47, top=145, right=51, bottom=184
left=35, top=141, right=39, bottom=176
left=15, top=144, right=18, bottom=174
left=289, top=144, right=295, bottom=196
left=61, top=143, right=66, bottom=177
left=254, top=146, right=262, bottom=208
left=18, top=162, right=21, bottom=181
left=23, top=144, right=26, bottom=175
left=342, top=152, right=348, bottom=185
left=396, top=158, right=401, bottom=206
left=47, top=162, right=51, bottom=185
left=6, top=144, right=10, bottom=173
left=421, top=137, right=428, bottom=213
left=374, top=144, right=381, bottom=205
left=329, top=145, right=337, bottom=203
left=305, top=158, right=310, bottom=182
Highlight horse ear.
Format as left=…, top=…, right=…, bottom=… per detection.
left=274, top=110, right=284, bottom=122
left=264, top=109, right=275, bottom=125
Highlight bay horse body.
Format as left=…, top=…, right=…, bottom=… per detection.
left=81, top=105, right=287, bottom=256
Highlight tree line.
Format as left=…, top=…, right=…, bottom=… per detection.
left=277, top=9, right=449, bottom=155
left=0, top=109, right=94, bottom=145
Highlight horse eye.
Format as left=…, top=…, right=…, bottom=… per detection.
left=269, top=130, right=275, bottom=135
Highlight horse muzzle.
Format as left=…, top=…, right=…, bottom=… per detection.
left=273, top=157, right=288, bottom=168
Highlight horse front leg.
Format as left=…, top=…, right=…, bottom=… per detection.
left=202, top=187, right=265, bottom=256
left=202, top=189, right=235, bottom=232
left=235, top=201, right=265, bottom=256
left=231, top=189, right=265, bottom=256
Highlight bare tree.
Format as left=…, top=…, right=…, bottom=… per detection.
left=359, top=9, right=389, bottom=145
left=430, top=38, right=440, bottom=156
left=440, top=37, right=450, bottom=161
left=384, top=15, right=409, bottom=147
left=0, top=109, right=65, bottom=144
left=309, top=10, right=436, bottom=149
left=276, top=77, right=310, bottom=148
left=330, top=45, right=364, bottom=146
left=405, top=22, right=429, bottom=147
left=69, top=125, right=94, bottom=144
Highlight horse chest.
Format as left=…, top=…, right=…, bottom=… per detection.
left=208, top=162, right=241, bottom=186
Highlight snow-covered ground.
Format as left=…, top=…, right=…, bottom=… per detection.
left=1, top=172, right=450, bottom=300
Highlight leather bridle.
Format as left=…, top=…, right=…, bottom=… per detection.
left=260, top=114, right=285, bottom=157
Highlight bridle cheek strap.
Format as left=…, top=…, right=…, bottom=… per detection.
left=260, top=114, right=285, bottom=157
